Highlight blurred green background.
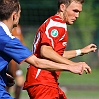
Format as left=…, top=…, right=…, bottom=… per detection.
left=11, top=0, right=99, bottom=99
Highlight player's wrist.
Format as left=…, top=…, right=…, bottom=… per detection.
left=76, top=49, right=81, bottom=56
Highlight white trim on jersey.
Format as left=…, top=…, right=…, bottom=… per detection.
left=33, top=32, right=41, bottom=79
left=0, top=22, right=15, bottom=39
left=45, top=19, right=67, bottom=48
left=35, top=69, right=41, bottom=79
left=32, top=32, right=40, bottom=53
left=59, top=32, right=67, bottom=41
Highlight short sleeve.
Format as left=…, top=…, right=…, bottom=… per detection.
left=0, top=27, right=10, bottom=50
left=4, top=38, right=32, bottom=63
left=41, top=26, right=65, bottom=48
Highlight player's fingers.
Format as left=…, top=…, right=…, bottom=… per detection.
left=90, top=45, right=97, bottom=49
left=87, top=67, right=92, bottom=73
left=89, top=48, right=97, bottom=52
left=79, top=65, right=84, bottom=75
left=84, top=68, right=88, bottom=74
left=84, top=67, right=91, bottom=74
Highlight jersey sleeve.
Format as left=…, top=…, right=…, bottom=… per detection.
left=0, top=27, right=9, bottom=50
left=0, top=26, right=32, bottom=64
left=41, top=26, right=65, bottom=48
left=4, top=38, right=32, bottom=63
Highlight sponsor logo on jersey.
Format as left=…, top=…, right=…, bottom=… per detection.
left=62, top=42, right=67, bottom=46
left=51, top=29, right=58, bottom=37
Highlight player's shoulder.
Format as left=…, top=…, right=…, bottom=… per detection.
left=44, top=14, right=65, bottom=24
left=0, top=26, right=11, bottom=40
left=0, top=26, right=5, bottom=34
left=50, top=14, right=65, bottom=24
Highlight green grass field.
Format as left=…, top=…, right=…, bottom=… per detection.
left=59, top=69, right=99, bottom=85
left=17, top=90, right=99, bottom=99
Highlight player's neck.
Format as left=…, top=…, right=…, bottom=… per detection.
left=56, top=12, right=64, bottom=21
left=2, top=20, right=13, bottom=32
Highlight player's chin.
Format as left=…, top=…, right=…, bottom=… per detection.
left=67, top=21, right=74, bottom=25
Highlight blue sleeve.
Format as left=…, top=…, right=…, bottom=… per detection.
left=0, top=26, right=32, bottom=63
left=0, top=27, right=10, bottom=50
left=4, top=38, right=32, bottom=63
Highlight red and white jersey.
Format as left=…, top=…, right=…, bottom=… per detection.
left=23, top=14, right=68, bottom=89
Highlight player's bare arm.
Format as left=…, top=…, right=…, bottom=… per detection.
left=25, top=54, right=73, bottom=71
left=63, top=43, right=97, bottom=59
left=40, top=45, right=91, bottom=74
left=40, top=45, right=75, bottom=65
left=25, top=54, right=88, bottom=74
left=63, top=50, right=77, bottom=59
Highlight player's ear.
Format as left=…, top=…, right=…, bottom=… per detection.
left=60, top=4, right=66, bottom=12
left=11, top=11, right=17, bottom=21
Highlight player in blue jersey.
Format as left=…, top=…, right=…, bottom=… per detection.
left=0, top=0, right=94, bottom=99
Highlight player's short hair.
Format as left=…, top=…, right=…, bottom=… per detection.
left=58, top=0, right=84, bottom=9
left=0, top=0, right=20, bottom=21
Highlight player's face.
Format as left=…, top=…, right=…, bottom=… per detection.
left=64, top=1, right=82, bottom=25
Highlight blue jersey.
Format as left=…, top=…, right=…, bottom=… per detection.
left=0, top=22, right=32, bottom=87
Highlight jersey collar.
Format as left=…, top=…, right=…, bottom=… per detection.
left=0, top=21, right=14, bottom=38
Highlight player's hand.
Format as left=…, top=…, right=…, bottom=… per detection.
left=68, top=62, right=91, bottom=75
left=68, top=64, right=84, bottom=75
left=80, top=44, right=97, bottom=55
left=80, top=62, right=91, bottom=74
left=6, top=73, right=15, bottom=87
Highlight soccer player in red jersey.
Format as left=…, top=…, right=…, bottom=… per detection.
left=23, top=0, right=97, bottom=99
